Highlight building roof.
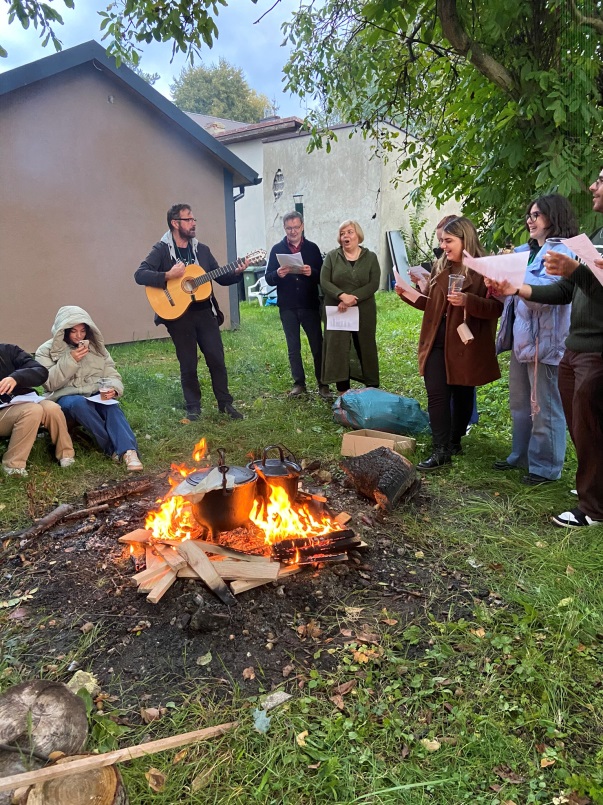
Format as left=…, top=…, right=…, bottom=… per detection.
left=0, top=40, right=261, bottom=188
left=186, top=112, right=305, bottom=144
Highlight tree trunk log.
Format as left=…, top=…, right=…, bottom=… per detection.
left=14, top=505, right=75, bottom=541
left=340, top=447, right=420, bottom=511
left=21, top=756, right=128, bottom=804
left=84, top=478, right=152, bottom=506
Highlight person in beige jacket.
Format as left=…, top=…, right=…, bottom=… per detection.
left=36, top=306, right=142, bottom=471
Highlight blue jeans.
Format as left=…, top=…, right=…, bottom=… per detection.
left=506, top=353, right=566, bottom=479
left=58, top=395, right=138, bottom=457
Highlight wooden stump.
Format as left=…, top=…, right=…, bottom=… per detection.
left=20, top=756, right=128, bottom=805
left=340, top=446, right=420, bottom=510
left=0, top=681, right=88, bottom=805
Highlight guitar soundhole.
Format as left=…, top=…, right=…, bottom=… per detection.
left=182, top=277, right=195, bottom=294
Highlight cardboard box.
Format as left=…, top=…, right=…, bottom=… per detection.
left=341, top=429, right=416, bottom=457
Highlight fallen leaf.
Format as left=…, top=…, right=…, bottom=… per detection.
left=355, top=631, right=380, bottom=645
left=296, top=730, right=308, bottom=747
left=307, top=762, right=321, bottom=769
left=196, top=651, right=212, bottom=666
left=282, top=664, right=294, bottom=678
left=414, top=550, right=424, bottom=559
left=340, top=628, right=353, bottom=638
left=401, top=744, right=410, bottom=758
left=381, top=617, right=398, bottom=626
left=489, top=784, right=502, bottom=792
left=242, top=666, right=255, bottom=680
left=344, top=606, right=364, bottom=619
left=540, top=757, right=556, bottom=768
left=191, top=767, right=215, bottom=792
left=566, top=565, right=576, bottom=575
left=501, top=801, right=518, bottom=805
left=8, top=607, right=30, bottom=621
left=535, top=540, right=548, bottom=548
left=80, top=622, right=94, bottom=634
left=172, top=749, right=188, bottom=765
left=420, top=738, right=441, bottom=752
left=558, top=597, right=573, bottom=607
left=333, top=680, right=356, bottom=696
left=493, top=766, right=525, bottom=784
left=470, top=628, right=486, bottom=638
left=330, top=694, right=345, bottom=710
left=145, top=767, right=166, bottom=792
left=140, top=707, right=162, bottom=724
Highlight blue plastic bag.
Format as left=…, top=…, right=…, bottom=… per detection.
left=333, top=388, right=430, bottom=436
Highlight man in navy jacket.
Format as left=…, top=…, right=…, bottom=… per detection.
left=265, top=212, right=330, bottom=398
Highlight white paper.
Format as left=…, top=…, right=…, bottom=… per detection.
left=276, top=252, right=304, bottom=273
left=394, top=273, right=426, bottom=303
left=463, top=250, right=529, bottom=289
left=170, top=467, right=235, bottom=502
left=554, top=234, right=603, bottom=287
left=87, top=394, right=120, bottom=406
left=325, top=305, right=360, bottom=331
left=0, top=392, right=43, bottom=409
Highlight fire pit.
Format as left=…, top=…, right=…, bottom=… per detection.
left=119, top=439, right=365, bottom=606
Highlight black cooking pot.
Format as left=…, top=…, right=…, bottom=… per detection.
left=186, top=449, right=258, bottom=537
left=248, top=444, right=301, bottom=502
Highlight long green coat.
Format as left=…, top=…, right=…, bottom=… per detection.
left=320, top=247, right=381, bottom=385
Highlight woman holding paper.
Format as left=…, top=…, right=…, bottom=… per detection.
left=395, top=216, right=502, bottom=470
left=36, top=306, right=143, bottom=471
left=320, top=220, right=381, bottom=391
left=493, top=193, right=578, bottom=485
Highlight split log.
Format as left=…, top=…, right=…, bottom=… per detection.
left=146, top=569, right=177, bottom=604
left=20, top=755, right=127, bottom=804
left=178, top=558, right=280, bottom=582
left=84, top=478, right=152, bottom=507
left=271, top=529, right=356, bottom=557
left=334, top=511, right=352, bottom=526
left=340, top=447, right=420, bottom=511
left=117, top=529, right=152, bottom=544
left=230, top=565, right=301, bottom=595
left=176, top=539, right=270, bottom=563
left=16, top=505, right=75, bottom=542
left=176, top=542, right=237, bottom=606
left=132, top=562, right=169, bottom=588
left=154, top=544, right=187, bottom=571
left=0, top=722, right=237, bottom=795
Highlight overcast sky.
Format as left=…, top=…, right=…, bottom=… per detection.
left=0, top=0, right=307, bottom=118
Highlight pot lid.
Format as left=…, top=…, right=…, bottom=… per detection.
left=249, top=444, right=301, bottom=477
left=187, top=465, right=256, bottom=487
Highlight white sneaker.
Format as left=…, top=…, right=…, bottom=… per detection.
left=2, top=466, right=28, bottom=477
left=123, top=450, right=143, bottom=472
left=59, top=457, right=75, bottom=468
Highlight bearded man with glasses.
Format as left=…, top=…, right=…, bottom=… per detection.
left=265, top=211, right=330, bottom=399
left=135, top=203, right=246, bottom=420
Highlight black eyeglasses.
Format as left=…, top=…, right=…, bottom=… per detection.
left=525, top=212, right=543, bottom=222
left=174, top=217, right=197, bottom=223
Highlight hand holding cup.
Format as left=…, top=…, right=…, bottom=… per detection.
left=99, top=378, right=116, bottom=401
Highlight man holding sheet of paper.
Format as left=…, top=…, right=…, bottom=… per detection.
left=0, top=343, right=74, bottom=476
left=487, top=169, right=603, bottom=527
left=320, top=220, right=381, bottom=392
left=265, top=212, right=329, bottom=399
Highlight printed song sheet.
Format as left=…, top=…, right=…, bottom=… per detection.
left=87, top=394, right=120, bottom=406
left=276, top=252, right=304, bottom=274
left=463, top=250, right=529, bottom=289
left=556, top=234, right=603, bottom=287
left=0, top=392, right=43, bottom=409
left=394, top=266, right=426, bottom=303
left=325, top=305, right=360, bottom=331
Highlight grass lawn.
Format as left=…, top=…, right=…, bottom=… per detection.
left=1, top=293, right=603, bottom=804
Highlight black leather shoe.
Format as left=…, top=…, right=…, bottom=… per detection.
left=493, top=459, right=515, bottom=470
left=521, top=473, right=554, bottom=486
left=185, top=410, right=200, bottom=421
left=417, top=448, right=452, bottom=471
left=449, top=443, right=463, bottom=456
left=219, top=403, right=244, bottom=420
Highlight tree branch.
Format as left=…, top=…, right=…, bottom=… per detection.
left=436, top=0, right=519, bottom=98
left=569, top=0, right=603, bottom=34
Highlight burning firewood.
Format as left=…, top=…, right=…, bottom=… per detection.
left=341, top=447, right=420, bottom=511
left=84, top=478, right=152, bottom=507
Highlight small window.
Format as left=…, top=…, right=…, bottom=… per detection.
left=273, top=169, right=285, bottom=201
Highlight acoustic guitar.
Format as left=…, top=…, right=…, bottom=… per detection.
left=145, top=249, right=267, bottom=320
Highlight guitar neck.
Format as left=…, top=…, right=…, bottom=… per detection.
left=191, top=260, right=241, bottom=290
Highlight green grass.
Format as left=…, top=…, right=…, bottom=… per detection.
left=2, top=293, right=603, bottom=803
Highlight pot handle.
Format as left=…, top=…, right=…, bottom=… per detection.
left=261, top=443, right=299, bottom=468
left=217, top=447, right=229, bottom=491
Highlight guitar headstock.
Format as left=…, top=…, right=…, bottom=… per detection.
left=244, top=249, right=267, bottom=267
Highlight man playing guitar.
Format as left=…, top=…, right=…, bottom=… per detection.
left=135, top=204, right=248, bottom=421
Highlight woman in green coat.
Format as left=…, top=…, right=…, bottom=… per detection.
left=320, top=220, right=381, bottom=392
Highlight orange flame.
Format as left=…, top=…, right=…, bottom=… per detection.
left=249, top=485, right=341, bottom=545
left=193, top=438, right=207, bottom=463
left=145, top=495, right=201, bottom=542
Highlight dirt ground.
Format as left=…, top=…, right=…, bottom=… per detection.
left=0, top=470, right=484, bottom=713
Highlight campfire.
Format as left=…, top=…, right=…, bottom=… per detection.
left=120, top=439, right=364, bottom=605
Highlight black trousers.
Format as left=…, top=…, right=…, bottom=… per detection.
left=423, top=319, right=474, bottom=446
left=165, top=307, right=233, bottom=413
left=279, top=307, right=323, bottom=387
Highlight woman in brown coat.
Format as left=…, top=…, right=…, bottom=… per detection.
left=396, top=216, right=503, bottom=470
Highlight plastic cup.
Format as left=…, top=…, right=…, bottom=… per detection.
left=448, top=274, right=464, bottom=294
left=99, top=379, right=112, bottom=401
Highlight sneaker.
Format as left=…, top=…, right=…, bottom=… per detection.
left=493, top=459, right=515, bottom=471
left=2, top=466, right=28, bottom=477
left=552, top=507, right=603, bottom=528
left=318, top=384, right=332, bottom=400
left=288, top=384, right=307, bottom=398
left=218, top=403, right=244, bottom=420
left=59, top=457, right=75, bottom=468
left=521, top=473, right=554, bottom=486
left=122, top=450, right=143, bottom=472
left=111, top=453, right=120, bottom=463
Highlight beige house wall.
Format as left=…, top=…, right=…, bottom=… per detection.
left=0, top=64, right=232, bottom=352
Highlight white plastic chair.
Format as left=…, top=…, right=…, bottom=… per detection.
left=247, top=276, right=277, bottom=306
